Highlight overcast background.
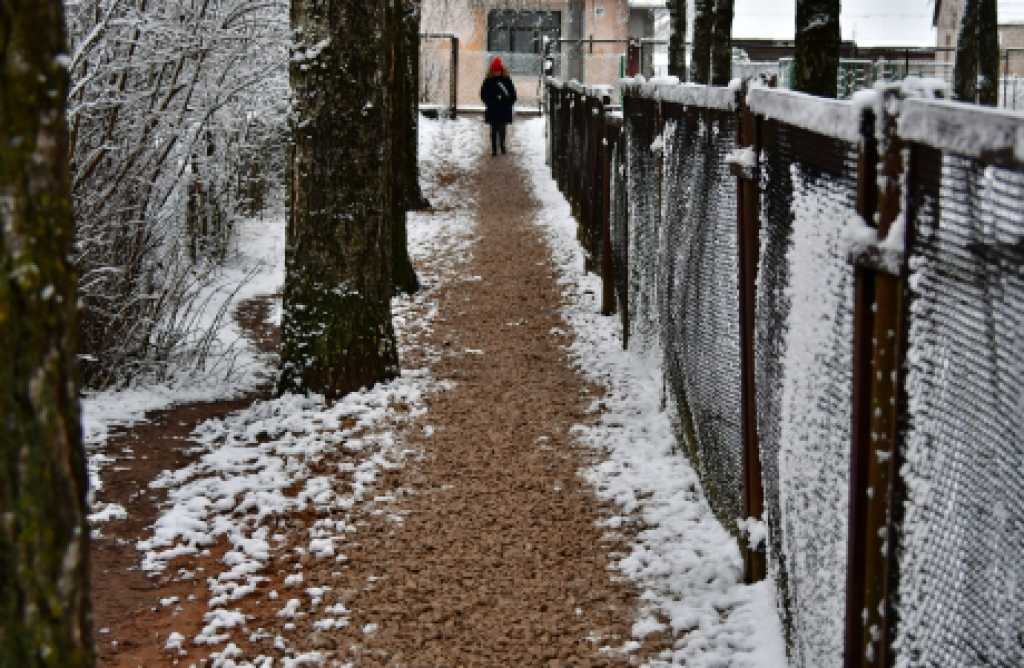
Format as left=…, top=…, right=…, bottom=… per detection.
left=731, top=0, right=1024, bottom=46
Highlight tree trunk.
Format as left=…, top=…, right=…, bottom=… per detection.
left=955, top=0, right=980, bottom=102
left=280, top=0, right=400, bottom=398
left=406, top=8, right=430, bottom=211
left=691, top=0, right=714, bottom=84
left=667, top=0, right=687, bottom=80
left=978, top=0, right=999, bottom=106
left=957, top=0, right=999, bottom=105
left=391, top=0, right=421, bottom=295
left=710, top=0, right=735, bottom=86
left=0, top=2, right=94, bottom=666
left=793, top=0, right=841, bottom=98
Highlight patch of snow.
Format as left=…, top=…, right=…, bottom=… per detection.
left=747, top=87, right=861, bottom=142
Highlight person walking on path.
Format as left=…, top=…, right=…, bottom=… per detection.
left=480, top=57, right=517, bottom=156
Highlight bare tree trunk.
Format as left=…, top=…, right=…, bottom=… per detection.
left=793, top=0, right=841, bottom=98
left=667, top=0, right=687, bottom=80
left=979, top=0, right=999, bottom=106
left=406, top=5, right=430, bottom=211
left=391, top=0, right=421, bottom=295
left=957, top=0, right=999, bottom=104
left=710, top=0, right=735, bottom=86
left=955, top=0, right=980, bottom=102
left=280, top=0, right=400, bottom=398
left=691, top=0, right=714, bottom=84
left=0, top=1, right=94, bottom=665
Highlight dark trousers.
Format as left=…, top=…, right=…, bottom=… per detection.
left=490, top=123, right=507, bottom=154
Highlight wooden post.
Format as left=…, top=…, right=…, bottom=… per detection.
left=844, top=87, right=906, bottom=668
left=733, top=87, right=766, bottom=583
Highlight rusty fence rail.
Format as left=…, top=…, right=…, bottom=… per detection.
left=544, top=76, right=1024, bottom=668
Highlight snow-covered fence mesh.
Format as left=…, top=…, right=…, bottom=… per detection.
left=891, top=99, right=1024, bottom=667
left=625, top=84, right=747, bottom=533
left=546, top=77, right=1024, bottom=667
left=748, top=88, right=863, bottom=667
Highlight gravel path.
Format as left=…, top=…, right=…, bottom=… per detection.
left=91, top=120, right=674, bottom=667
left=285, top=123, right=664, bottom=666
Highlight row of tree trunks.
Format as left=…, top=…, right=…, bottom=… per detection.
left=689, top=0, right=735, bottom=86
left=955, top=0, right=999, bottom=106
left=0, top=1, right=94, bottom=665
left=280, top=0, right=400, bottom=398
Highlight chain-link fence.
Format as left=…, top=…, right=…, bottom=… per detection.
left=545, top=76, right=1024, bottom=667
left=893, top=98, right=1024, bottom=668
left=747, top=89, right=863, bottom=666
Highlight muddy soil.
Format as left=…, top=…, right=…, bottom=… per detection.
left=90, top=295, right=279, bottom=667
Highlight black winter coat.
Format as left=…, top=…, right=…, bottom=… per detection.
left=480, top=75, right=517, bottom=125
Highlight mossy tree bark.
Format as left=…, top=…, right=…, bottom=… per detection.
left=666, top=0, right=687, bottom=80
left=955, top=0, right=999, bottom=105
left=0, top=1, right=94, bottom=665
left=280, top=0, right=400, bottom=399
left=691, top=0, right=714, bottom=84
left=390, top=0, right=421, bottom=295
left=710, top=0, right=735, bottom=86
left=793, top=0, right=841, bottom=98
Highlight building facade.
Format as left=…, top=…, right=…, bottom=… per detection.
left=422, top=0, right=661, bottom=108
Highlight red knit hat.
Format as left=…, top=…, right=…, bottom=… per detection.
left=490, top=57, right=504, bottom=74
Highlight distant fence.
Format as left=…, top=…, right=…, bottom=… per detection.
left=545, top=76, right=1024, bottom=667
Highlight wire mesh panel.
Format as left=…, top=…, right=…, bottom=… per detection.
left=623, top=94, right=662, bottom=362
left=751, top=92, right=861, bottom=667
left=659, top=101, right=745, bottom=528
left=420, top=38, right=454, bottom=111
left=609, top=113, right=629, bottom=337
left=893, top=102, right=1024, bottom=667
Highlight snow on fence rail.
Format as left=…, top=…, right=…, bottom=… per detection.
left=545, top=77, right=1024, bottom=668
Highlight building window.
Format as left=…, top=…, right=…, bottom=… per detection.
left=487, top=10, right=561, bottom=75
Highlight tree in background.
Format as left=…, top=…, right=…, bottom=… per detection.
left=667, top=0, right=687, bottom=80
left=793, top=0, right=841, bottom=97
left=280, top=0, right=400, bottom=398
left=391, top=0, right=423, bottom=295
left=691, top=0, right=735, bottom=85
left=710, top=0, right=735, bottom=86
left=691, top=0, right=714, bottom=84
left=955, top=0, right=999, bottom=105
left=0, top=1, right=93, bottom=665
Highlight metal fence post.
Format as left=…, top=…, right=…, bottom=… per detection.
left=844, top=88, right=907, bottom=668
left=601, top=113, right=618, bottom=316
left=450, top=37, right=458, bottom=119
left=733, top=86, right=766, bottom=584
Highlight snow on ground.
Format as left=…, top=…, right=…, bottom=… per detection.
left=128, top=118, right=482, bottom=665
left=84, top=213, right=286, bottom=517
left=520, top=116, right=788, bottom=667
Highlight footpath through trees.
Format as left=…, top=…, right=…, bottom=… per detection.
left=86, top=118, right=783, bottom=667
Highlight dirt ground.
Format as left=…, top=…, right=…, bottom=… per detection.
left=89, top=123, right=668, bottom=667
